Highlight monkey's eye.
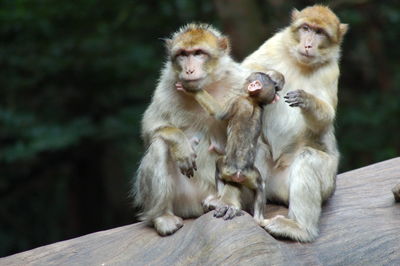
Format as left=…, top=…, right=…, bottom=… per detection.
left=315, top=28, right=324, bottom=35
left=194, top=50, right=205, bottom=56
left=177, top=50, right=188, bottom=57
left=301, top=25, right=310, bottom=31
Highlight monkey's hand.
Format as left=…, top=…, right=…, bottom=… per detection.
left=266, top=70, right=285, bottom=91
left=214, top=205, right=244, bottom=220
left=170, top=140, right=197, bottom=178
left=175, top=82, right=200, bottom=94
left=284, top=89, right=310, bottom=108
left=175, top=82, right=187, bottom=92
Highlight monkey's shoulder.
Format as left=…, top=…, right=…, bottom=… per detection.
left=229, top=96, right=256, bottom=115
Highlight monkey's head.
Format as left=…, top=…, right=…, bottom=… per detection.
left=166, top=23, right=231, bottom=92
left=246, top=72, right=281, bottom=105
left=288, top=5, right=348, bottom=66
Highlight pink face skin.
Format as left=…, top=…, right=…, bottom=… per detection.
left=247, top=80, right=280, bottom=104
left=296, top=24, right=328, bottom=63
left=247, top=80, right=262, bottom=95
left=175, top=49, right=209, bottom=82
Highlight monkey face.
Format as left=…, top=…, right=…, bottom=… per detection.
left=246, top=73, right=281, bottom=105
left=292, top=24, right=332, bottom=65
left=173, top=49, right=210, bottom=91
left=290, top=6, right=348, bottom=66
left=167, top=25, right=231, bottom=92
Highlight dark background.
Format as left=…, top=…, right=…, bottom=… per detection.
left=1, top=0, right=399, bottom=257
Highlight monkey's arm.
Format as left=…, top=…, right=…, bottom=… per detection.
left=193, top=90, right=224, bottom=117
left=284, top=90, right=335, bottom=132
left=153, top=126, right=197, bottom=177
left=193, top=90, right=237, bottom=121
left=216, top=98, right=237, bottom=121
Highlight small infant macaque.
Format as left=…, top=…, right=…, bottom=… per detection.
left=177, top=71, right=283, bottom=221
left=393, top=184, right=400, bottom=202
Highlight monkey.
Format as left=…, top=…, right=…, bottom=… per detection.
left=177, top=72, right=283, bottom=223
left=241, top=5, right=348, bottom=242
left=133, top=23, right=278, bottom=236
left=133, top=23, right=241, bottom=236
left=393, top=184, right=400, bottom=202
left=132, top=23, right=285, bottom=236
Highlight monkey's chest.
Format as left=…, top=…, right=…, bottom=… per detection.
left=263, top=100, right=305, bottom=159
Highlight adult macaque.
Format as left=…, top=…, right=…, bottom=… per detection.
left=178, top=72, right=283, bottom=223
left=133, top=23, right=283, bottom=236
left=242, top=5, right=348, bottom=242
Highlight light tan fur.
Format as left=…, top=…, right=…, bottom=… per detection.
left=133, top=23, right=252, bottom=236
left=186, top=72, right=283, bottom=222
left=242, top=5, right=347, bottom=242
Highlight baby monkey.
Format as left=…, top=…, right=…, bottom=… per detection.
left=178, top=71, right=283, bottom=222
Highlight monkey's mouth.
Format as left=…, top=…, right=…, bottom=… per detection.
left=184, top=78, right=202, bottom=82
left=272, top=92, right=280, bottom=104
left=299, top=51, right=315, bottom=58
left=182, top=78, right=206, bottom=89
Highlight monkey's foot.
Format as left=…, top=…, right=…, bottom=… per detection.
left=214, top=205, right=244, bottom=220
left=202, top=195, right=225, bottom=212
left=260, top=215, right=315, bottom=242
left=153, top=214, right=183, bottom=236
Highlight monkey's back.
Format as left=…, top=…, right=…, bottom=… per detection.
left=223, top=97, right=262, bottom=172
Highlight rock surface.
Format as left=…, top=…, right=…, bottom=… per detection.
left=2, top=158, right=400, bottom=265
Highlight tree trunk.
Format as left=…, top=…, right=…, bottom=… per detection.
left=2, top=158, right=400, bottom=265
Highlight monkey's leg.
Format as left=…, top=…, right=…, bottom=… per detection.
left=251, top=169, right=266, bottom=224
left=134, top=139, right=197, bottom=236
left=202, top=156, right=227, bottom=212
left=207, top=158, right=243, bottom=220
left=237, top=168, right=265, bottom=223
left=214, top=183, right=244, bottom=220
left=261, top=147, right=336, bottom=242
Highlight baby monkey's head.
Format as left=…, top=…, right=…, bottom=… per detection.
left=246, top=72, right=281, bottom=105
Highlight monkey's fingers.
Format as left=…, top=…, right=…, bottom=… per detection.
left=175, top=82, right=185, bottom=92
left=192, top=160, right=197, bottom=171
left=284, top=93, right=304, bottom=108
left=287, top=101, right=303, bottom=108
left=186, top=166, right=194, bottom=178
left=222, top=207, right=243, bottom=220
left=180, top=167, right=187, bottom=177
left=285, top=89, right=305, bottom=96
left=179, top=164, right=191, bottom=177
left=223, top=207, right=236, bottom=220
left=214, top=206, right=228, bottom=218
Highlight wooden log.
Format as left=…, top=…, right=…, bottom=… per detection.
left=2, top=158, right=400, bottom=265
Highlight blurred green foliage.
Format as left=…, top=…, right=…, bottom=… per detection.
left=0, top=0, right=399, bottom=257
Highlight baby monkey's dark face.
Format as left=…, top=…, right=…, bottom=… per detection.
left=246, top=72, right=281, bottom=105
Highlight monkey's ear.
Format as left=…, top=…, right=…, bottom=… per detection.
left=291, top=9, right=300, bottom=22
left=218, top=36, right=231, bottom=54
left=339, top=23, right=349, bottom=36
